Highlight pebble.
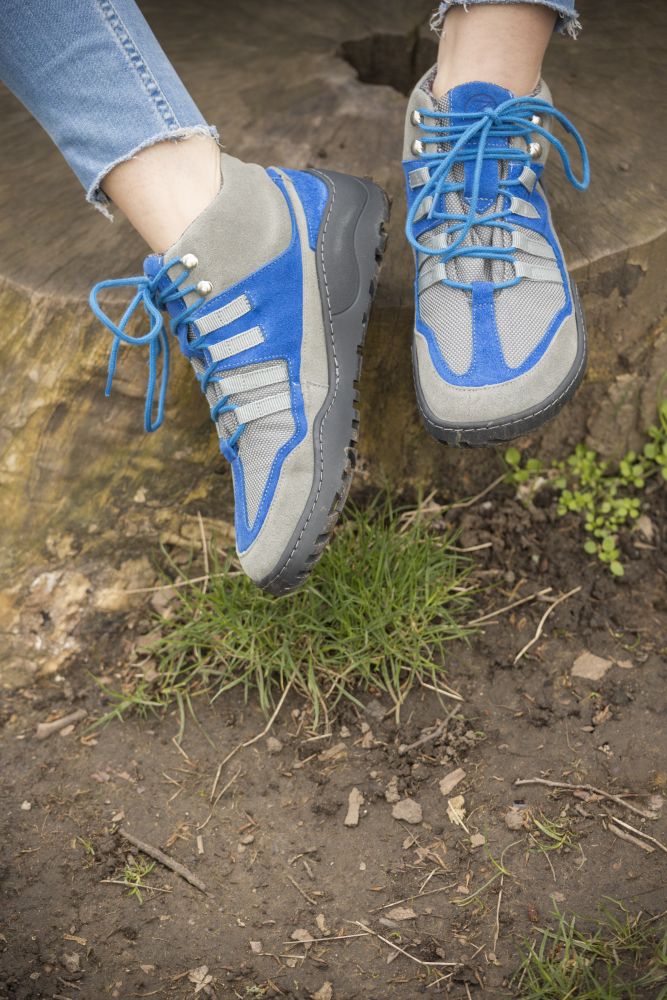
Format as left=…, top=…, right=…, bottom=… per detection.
left=391, top=798, right=423, bottom=824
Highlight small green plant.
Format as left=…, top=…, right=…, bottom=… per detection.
left=121, top=857, right=156, bottom=904
left=506, top=399, right=667, bottom=576
left=101, top=492, right=475, bottom=726
left=77, top=836, right=95, bottom=857
left=529, top=811, right=578, bottom=854
left=515, top=903, right=667, bottom=999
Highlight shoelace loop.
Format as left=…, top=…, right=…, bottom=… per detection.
left=405, top=96, right=590, bottom=289
left=89, top=258, right=205, bottom=433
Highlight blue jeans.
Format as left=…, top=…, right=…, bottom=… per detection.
left=0, top=0, right=216, bottom=212
left=0, top=1, right=578, bottom=214
left=432, top=0, right=580, bottom=36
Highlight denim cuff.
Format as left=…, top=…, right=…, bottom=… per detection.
left=431, top=1, right=582, bottom=38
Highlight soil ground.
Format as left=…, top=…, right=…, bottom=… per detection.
left=2, top=478, right=666, bottom=999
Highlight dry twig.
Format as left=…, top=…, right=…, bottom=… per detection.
left=118, top=828, right=207, bottom=894
left=398, top=704, right=460, bottom=756
left=210, top=675, right=296, bottom=801
left=515, top=777, right=658, bottom=821
left=353, top=921, right=458, bottom=968
left=513, top=586, right=581, bottom=664
left=35, top=709, right=87, bottom=741
left=468, top=587, right=552, bottom=627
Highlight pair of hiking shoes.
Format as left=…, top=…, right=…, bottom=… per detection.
left=91, top=70, right=589, bottom=595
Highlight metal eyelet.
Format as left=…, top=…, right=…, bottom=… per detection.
left=411, top=109, right=423, bottom=126
left=196, top=280, right=212, bottom=295
left=181, top=253, right=198, bottom=269
left=529, top=142, right=542, bottom=160
left=411, top=138, right=425, bottom=156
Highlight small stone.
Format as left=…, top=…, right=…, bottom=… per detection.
left=239, top=833, right=255, bottom=845
left=265, top=736, right=283, bottom=754
left=20, top=801, right=32, bottom=811
left=249, top=941, right=262, bottom=954
left=505, top=805, right=529, bottom=830
left=344, top=787, right=364, bottom=827
left=311, top=982, right=333, bottom=1000
left=384, top=776, right=400, bottom=804
left=635, top=514, right=655, bottom=542
left=386, top=906, right=417, bottom=921
left=359, top=861, right=366, bottom=871
left=391, top=798, right=422, bottom=824
left=439, top=767, right=466, bottom=797
left=470, top=833, right=486, bottom=849
left=572, top=651, right=612, bottom=681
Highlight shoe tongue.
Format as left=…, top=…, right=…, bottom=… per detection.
left=438, top=81, right=514, bottom=204
left=444, top=80, right=513, bottom=115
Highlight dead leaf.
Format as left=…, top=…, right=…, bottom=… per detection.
left=315, top=913, right=329, bottom=935
left=386, top=906, right=417, bottom=921
left=60, top=952, right=81, bottom=974
left=187, top=965, right=213, bottom=996
left=572, top=651, right=612, bottom=681
left=291, top=928, right=313, bottom=949
left=391, top=798, right=422, bottom=824
left=446, top=794, right=468, bottom=831
left=344, top=787, right=364, bottom=827
left=469, top=833, right=486, bottom=849
left=439, top=767, right=466, bottom=797
left=318, top=742, right=347, bottom=762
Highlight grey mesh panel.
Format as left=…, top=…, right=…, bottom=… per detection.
left=420, top=284, right=472, bottom=375
left=190, top=354, right=295, bottom=524
left=495, top=278, right=565, bottom=368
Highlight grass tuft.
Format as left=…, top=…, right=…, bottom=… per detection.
left=105, top=492, right=475, bottom=726
left=515, top=903, right=667, bottom=1000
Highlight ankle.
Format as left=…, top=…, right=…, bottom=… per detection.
left=431, top=4, right=555, bottom=100
left=102, top=134, right=221, bottom=254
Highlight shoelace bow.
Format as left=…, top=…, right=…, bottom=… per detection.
left=405, top=95, right=590, bottom=290
left=90, top=259, right=247, bottom=454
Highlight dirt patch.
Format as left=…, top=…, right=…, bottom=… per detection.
left=1, top=480, right=666, bottom=999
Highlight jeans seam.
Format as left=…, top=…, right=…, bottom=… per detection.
left=94, top=0, right=183, bottom=130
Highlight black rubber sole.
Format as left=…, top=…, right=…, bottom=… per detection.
left=414, top=281, right=588, bottom=448
left=260, top=170, right=390, bottom=595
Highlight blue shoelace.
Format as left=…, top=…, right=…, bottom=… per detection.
left=405, top=96, right=590, bottom=291
left=90, top=260, right=247, bottom=454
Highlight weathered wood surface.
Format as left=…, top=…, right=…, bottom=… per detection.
left=1, top=0, right=666, bottom=680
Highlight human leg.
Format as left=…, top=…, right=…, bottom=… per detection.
left=0, top=2, right=390, bottom=592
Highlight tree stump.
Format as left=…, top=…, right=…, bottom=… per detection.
left=1, top=0, right=665, bottom=683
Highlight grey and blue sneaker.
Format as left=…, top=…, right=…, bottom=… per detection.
left=403, top=69, right=590, bottom=446
left=90, top=154, right=388, bottom=593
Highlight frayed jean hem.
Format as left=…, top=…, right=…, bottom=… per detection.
left=87, top=123, right=220, bottom=219
left=430, top=1, right=582, bottom=39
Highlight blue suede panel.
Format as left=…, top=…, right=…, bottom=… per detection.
left=448, top=82, right=513, bottom=208
left=151, top=174, right=307, bottom=551
left=279, top=167, right=329, bottom=252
